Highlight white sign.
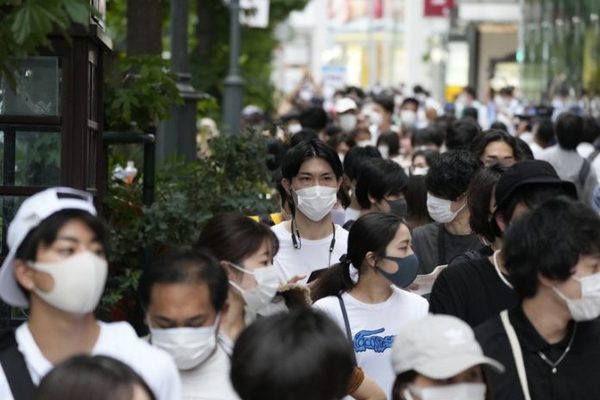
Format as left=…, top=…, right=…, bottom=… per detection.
left=240, top=0, right=270, bottom=28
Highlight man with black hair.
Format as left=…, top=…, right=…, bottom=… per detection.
left=231, top=309, right=355, bottom=400
left=343, top=159, right=408, bottom=229
left=140, top=247, right=238, bottom=400
left=299, top=106, right=328, bottom=140
left=411, top=126, right=444, bottom=152
left=529, top=117, right=555, bottom=157
left=445, top=119, right=481, bottom=150
left=540, top=112, right=598, bottom=205
left=412, top=151, right=481, bottom=274
left=369, top=96, right=398, bottom=143
left=475, top=198, right=600, bottom=400
left=342, top=146, right=382, bottom=224
left=430, top=160, right=578, bottom=327
left=399, top=97, right=419, bottom=129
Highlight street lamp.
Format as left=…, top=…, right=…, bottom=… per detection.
left=222, top=0, right=245, bottom=135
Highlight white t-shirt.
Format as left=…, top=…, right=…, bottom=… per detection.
left=313, top=286, right=428, bottom=396
left=180, top=345, right=239, bottom=400
left=0, top=321, right=181, bottom=400
left=272, top=222, right=349, bottom=284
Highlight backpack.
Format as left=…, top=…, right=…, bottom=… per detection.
left=0, top=329, right=35, bottom=399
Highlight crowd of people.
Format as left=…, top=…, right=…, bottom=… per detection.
left=0, top=82, right=599, bottom=400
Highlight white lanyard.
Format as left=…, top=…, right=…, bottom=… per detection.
left=493, top=250, right=514, bottom=289
left=500, top=310, right=532, bottom=400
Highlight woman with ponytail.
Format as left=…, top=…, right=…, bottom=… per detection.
left=312, top=213, right=428, bottom=397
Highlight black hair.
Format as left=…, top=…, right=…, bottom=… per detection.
left=281, top=139, right=344, bottom=215
left=311, top=213, right=405, bottom=301
left=376, top=132, right=400, bottom=157
left=342, top=145, right=382, bottom=181
left=401, top=97, right=419, bottom=110
left=533, top=117, right=555, bottom=145
left=16, top=209, right=107, bottom=262
left=355, top=159, right=408, bottom=209
left=139, top=247, right=229, bottom=313
left=489, top=121, right=508, bottom=132
left=373, top=95, right=395, bottom=114
left=33, top=355, right=155, bottom=400
left=290, top=129, right=319, bottom=148
left=515, top=137, right=534, bottom=160
left=197, top=212, right=279, bottom=266
left=504, top=197, right=600, bottom=300
left=582, top=116, right=600, bottom=145
left=405, top=175, right=432, bottom=229
left=282, top=139, right=343, bottom=181
left=470, top=129, right=522, bottom=164
left=300, top=106, right=328, bottom=131
left=462, top=107, right=479, bottom=121
left=231, top=309, right=354, bottom=400
left=425, top=150, right=480, bottom=201
left=462, top=86, right=477, bottom=99
left=411, top=149, right=440, bottom=167
left=493, top=183, right=577, bottom=239
left=446, top=119, right=481, bottom=150
left=411, top=127, right=445, bottom=149
left=328, top=132, right=356, bottom=151
left=555, top=112, right=583, bottom=150
left=467, top=165, right=507, bottom=243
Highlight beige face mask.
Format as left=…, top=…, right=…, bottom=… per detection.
left=29, top=251, right=108, bottom=314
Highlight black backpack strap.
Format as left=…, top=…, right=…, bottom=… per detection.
left=588, top=150, right=600, bottom=163
left=0, top=329, right=35, bottom=399
left=337, top=294, right=357, bottom=366
left=337, top=294, right=352, bottom=342
left=579, top=159, right=591, bottom=190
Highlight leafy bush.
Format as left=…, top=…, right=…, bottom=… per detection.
left=101, top=132, right=277, bottom=326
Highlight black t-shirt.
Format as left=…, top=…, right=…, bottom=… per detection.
left=429, top=251, right=517, bottom=327
left=412, top=222, right=482, bottom=274
left=475, top=306, right=600, bottom=400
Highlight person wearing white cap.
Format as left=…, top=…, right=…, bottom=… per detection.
left=336, top=97, right=359, bottom=133
left=390, top=314, right=504, bottom=400
left=0, top=187, right=181, bottom=400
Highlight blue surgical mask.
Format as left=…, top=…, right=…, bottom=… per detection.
left=377, top=254, right=419, bottom=288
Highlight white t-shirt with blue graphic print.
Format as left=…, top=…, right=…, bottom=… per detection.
left=313, top=286, right=428, bottom=396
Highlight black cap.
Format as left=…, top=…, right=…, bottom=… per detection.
left=495, top=160, right=577, bottom=208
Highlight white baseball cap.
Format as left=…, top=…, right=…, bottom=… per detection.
left=391, top=314, right=504, bottom=379
left=0, top=187, right=97, bottom=307
left=335, top=97, right=358, bottom=114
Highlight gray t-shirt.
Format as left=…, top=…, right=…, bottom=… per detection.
left=412, top=222, right=482, bottom=274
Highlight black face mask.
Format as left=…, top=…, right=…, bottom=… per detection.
left=377, top=254, right=419, bottom=288
left=386, top=198, right=408, bottom=219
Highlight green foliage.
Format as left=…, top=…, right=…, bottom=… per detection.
left=104, top=55, right=182, bottom=132
left=191, top=0, right=310, bottom=113
left=0, top=0, right=95, bottom=85
left=101, top=132, right=276, bottom=317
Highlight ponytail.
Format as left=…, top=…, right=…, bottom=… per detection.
left=311, top=254, right=356, bottom=302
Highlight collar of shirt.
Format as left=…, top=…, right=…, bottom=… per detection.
left=508, top=306, right=576, bottom=354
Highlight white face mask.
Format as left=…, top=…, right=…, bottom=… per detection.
left=378, top=145, right=389, bottom=159
left=427, top=193, right=465, bottom=224
left=405, top=382, right=486, bottom=400
left=370, top=112, right=383, bottom=127
left=412, top=166, right=429, bottom=176
left=357, top=139, right=372, bottom=148
left=339, top=114, right=358, bottom=132
left=29, top=251, right=107, bottom=314
left=150, top=314, right=220, bottom=370
left=288, top=123, right=302, bottom=134
left=294, top=185, right=338, bottom=222
left=400, top=110, right=417, bottom=126
left=229, top=264, right=280, bottom=312
left=553, top=273, right=600, bottom=321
